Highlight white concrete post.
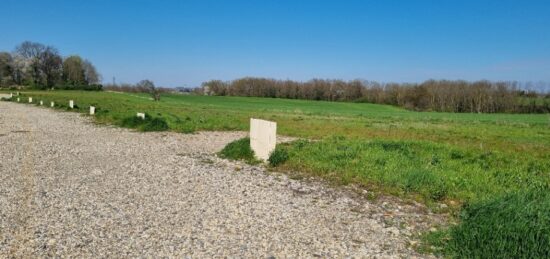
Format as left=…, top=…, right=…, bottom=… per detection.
left=9, top=93, right=13, bottom=98
left=137, top=113, right=145, bottom=120
left=28, top=97, right=32, bottom=103
left=51, top=101, right=55, bottom=107
left=90, top=106, right=95, bottom=115
left=250, top=118, right=277, bottom=161
left=40, top=100, right=43, bottom=106
left=17, top=98, right=20, bottom=102
left=69, top=100, right=74, bottom=109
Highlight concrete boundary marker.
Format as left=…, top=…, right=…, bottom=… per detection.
left=28, top=97, right=32, bottom=103
left=69, top=100, right=74, bottom=109
left=137, top=113, right=145, bottom=119
left=250, top=118, right=277, bottom=161
left=90, top=106, right=95, bottom=115
left=51, top=101, right=55, bottom=107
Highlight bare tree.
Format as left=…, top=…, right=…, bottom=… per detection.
left=0, top=52, right=13, bottom=86
left=82, top=59, right=101, bottom=84
left=15, top=41, right=45, bottom=59
left=137, top=79, right=160, bottom=101
left=14, top=41, right=45, bottom=85
left=38, top=46, right=62, bottom=88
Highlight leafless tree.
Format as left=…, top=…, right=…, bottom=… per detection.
left=82, top=59, right=101, bottom=84
left=38, top=46, right=62, bottom=88
left=137, top=79, right=160, bottom=101
left=0, top=52, right=13, bottom=86
left=14, top=41, right=45, bottom=85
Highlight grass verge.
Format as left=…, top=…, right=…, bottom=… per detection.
left=272, top=137, right=549, bottom=206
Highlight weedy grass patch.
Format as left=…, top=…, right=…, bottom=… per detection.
left=444, top=188, right=550, bottom=258
left=268, top=146, right=289, bottom=166
left=120, top=113, right=169, bottom=132
left=273, top=137, right=550, bottom=205
left=218, top=137, right=260, bottom=165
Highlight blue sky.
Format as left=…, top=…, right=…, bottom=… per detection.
left=2, top=0, right=549, bottom=87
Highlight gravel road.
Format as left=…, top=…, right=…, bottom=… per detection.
left=0, top=101, right=442, bottom=258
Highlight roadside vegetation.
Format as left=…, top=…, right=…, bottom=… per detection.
left=2, top=90, right=549, bottom=257
left=218, top=137, right=260, bottom=164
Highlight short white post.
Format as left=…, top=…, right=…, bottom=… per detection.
left=17, top=98, right=20, bottom=102
left=9, top=93, right=13, bottom=98
left=28, top=97, right=32, bottom=103
left=40, top=100, right=43, bottom=106
left=69, top=100, right=74, bottom=109
left=17, top=92, right=20, bottom=96
left=137, top=113, right=145, bottom=120
left=250, top=118, right=277, bottom=161
left=90, top=106, right=95, bottom=115
left=51, top=101, right=55, bottom=107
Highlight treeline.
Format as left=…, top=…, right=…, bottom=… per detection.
left=0, top=41, right=101, bottom=90
left=202, top=78, right=550, bottom=113
left=104, top=81, right=171, bottom=94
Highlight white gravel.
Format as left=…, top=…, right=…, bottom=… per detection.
left=0, top=101, right=443, bottom=258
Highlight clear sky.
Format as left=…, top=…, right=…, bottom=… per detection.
left=2, top=0, right=549, bottom=87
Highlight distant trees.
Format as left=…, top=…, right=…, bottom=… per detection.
left=0, top=41, right=102, bottom=90
left=202, top=77, right=550, bottom=113
left=104, top=79, right=169, bottom=100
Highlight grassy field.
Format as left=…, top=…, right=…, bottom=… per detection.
left=3, top=90, right=550, bottom=257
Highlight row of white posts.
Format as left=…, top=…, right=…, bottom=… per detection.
left=11, top=93, right=278, bottom=161
left=15, top=95, right=96, bottom=115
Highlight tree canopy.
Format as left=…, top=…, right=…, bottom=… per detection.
left=0, top=41, right=102, bottom=90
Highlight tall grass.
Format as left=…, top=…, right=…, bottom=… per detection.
left=218, top=137, right=260, bottom=164
left=447, top=188, right=550, bottom=258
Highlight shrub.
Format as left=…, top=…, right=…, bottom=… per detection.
left=268, top=146, right=289, bottom=166
left=121, top=115, right=144, bottom=128
left=142, top=117, right=169, bottom=131
left=219, top=137, right=259, bottom=164
left=447, top=188, right=550, bottom=258
left=120, top=114, right=169, bottom=132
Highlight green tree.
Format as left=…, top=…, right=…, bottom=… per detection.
left=62, top=55, right=86, bottom=86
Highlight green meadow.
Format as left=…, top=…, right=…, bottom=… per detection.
left=4, top=90, right=550, bottom=257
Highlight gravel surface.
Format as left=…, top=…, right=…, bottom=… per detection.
left=0, top=101, right=443, bottom=258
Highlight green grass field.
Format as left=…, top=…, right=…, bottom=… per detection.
left=4, top=90, right=550, bottom=257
